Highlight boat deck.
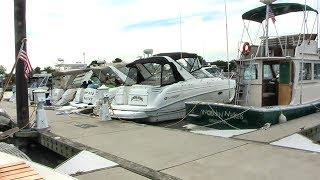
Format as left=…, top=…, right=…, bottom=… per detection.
left=2, top=100, right=320, bottom=180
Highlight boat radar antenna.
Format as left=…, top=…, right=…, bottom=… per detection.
left=57, top=58, right=64, bottom=64
left=143, top=49, right=153, bottom=58
left=260, top=0, right=277, bottom=57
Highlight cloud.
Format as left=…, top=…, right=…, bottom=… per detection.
left=122, top=10, right=223, bottom=31
left=122, top=17, right=180, bottom=31
left=0, top=0, right=318, bottom=72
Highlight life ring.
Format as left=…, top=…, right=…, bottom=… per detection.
left=242, top=42, right=251, bottom=56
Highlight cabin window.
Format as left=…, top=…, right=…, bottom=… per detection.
left=125, top=68, right=138, bottom=85
left=244, top=63, right=258, bottom=80
left=263, top=64, right=279, bottom=80
left=314, top=64, right=320, bottom=79
left=138, top=63, right=162, bottom=86
left=162, top=64, right=176, bottom=85
left=263, top=65, right=273, bottom=79
left=299, top=62, right=311, bottom=80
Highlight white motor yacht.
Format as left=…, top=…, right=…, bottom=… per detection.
left=108, top=52, right=236, bottom=122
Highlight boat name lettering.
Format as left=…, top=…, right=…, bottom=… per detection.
left=83, top=97, right=93, bottom=101
left=131, top=96, right=143, bottom=102
left=85, top=91, right=95, bottom=95
left=200, top=109, right=243, bottom=120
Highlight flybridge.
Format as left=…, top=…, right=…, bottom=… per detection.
left=261, top=34, right=317, bottom=47
left=242, top=3, right=318, bottom=23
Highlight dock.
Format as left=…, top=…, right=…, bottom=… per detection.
left=2, top=100, right=320, bottom=180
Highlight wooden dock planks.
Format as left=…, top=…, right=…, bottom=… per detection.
left=0, top=161, right=44, bottom=180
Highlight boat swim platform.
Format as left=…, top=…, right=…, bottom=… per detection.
left=2, top=101, right=320, bottom=180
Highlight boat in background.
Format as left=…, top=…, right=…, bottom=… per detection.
left=50, top=63, right=128, bottom=106
left=28, top=72, right=52, bottom=102
left=108, top=52, right=236, bottom=122
left=186, top=1, right=320, bottom=129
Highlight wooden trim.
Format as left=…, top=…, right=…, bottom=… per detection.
left=278, top=84, right=292, bottom=105
left=0, top=161, right=44, bottom=180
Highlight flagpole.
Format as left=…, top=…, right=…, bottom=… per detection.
left=0, top=39, right=26, bottom=102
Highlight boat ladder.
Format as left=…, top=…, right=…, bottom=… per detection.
left=234, top=57, right=244, bottom=105
left=234, top=54, right=255, bottom=105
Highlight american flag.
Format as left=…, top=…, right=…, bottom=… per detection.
left=269, top=7, right=276, bottom=24
left=18, top=50, right=33, bottom=79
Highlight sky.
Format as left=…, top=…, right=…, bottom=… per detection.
left=0, top=0, right=319, bottom=72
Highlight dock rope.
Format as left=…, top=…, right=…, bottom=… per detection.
left=1, top=105, right=36, bottom=140
left=163, top=102, right=201, bottom=128
left=107, top=96, right=126, bottom=122
left=202, top=104, right=252, bottom=129
left=312, top=103, right=320, bottom=111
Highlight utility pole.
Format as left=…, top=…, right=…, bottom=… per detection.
left=14, top=0, right=29, bottom=129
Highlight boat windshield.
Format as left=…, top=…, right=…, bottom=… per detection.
left=92, top=66, right=128, bottom=86
left=175, top=57, right=202, bottom=73
left=191, top=69, right=213, bottom=79
left=203, top=66, right=222, bottom=78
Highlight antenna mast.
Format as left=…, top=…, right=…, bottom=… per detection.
left=260, top=0, right=277, bottom=57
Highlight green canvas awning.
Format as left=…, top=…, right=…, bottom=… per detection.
left=242, top=3, right=318, bottom=23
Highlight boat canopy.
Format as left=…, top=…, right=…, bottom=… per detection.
left=127, top=52, right=198, bottom=68
left=242, top=3, right=318, bottom=23
left=155, top=52, right=198, bottom=60
left=125, top=55, right=186, bottom=86
left=127, top=57, right=170, bottom=67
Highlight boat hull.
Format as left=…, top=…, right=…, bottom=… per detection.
left=111, top=86, right=235, bottom=122
left=186, top=101, right=320, bottom=129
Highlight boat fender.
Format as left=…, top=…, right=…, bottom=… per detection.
left=278, top=113, right=287, bottom=124
left=242, top=42, right=251, bottom=56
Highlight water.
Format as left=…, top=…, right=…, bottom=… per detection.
left=21, top=142, right=67, bottom=168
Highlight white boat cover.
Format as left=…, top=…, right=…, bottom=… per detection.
left=55, top=89, right=77, bottom=106
left=51, top=89, right=65, bottom=105
left=73, top=88, right=85, bottom=103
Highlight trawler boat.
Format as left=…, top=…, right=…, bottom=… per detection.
left=108, top=52, right=236, bottom=122
left=186, top=1, right=320, bottom=129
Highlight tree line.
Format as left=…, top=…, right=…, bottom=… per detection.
left=0, top=65, right=55, bottom=85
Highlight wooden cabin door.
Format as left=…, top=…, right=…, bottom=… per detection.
left=278, top=62, right=292, bottom=105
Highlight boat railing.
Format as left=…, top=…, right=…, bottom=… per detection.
left=222, top=72, right=235, bottom=79
left=261, top=35, right=306, bottom=47
left=240, top=34, right=318, bottom=59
